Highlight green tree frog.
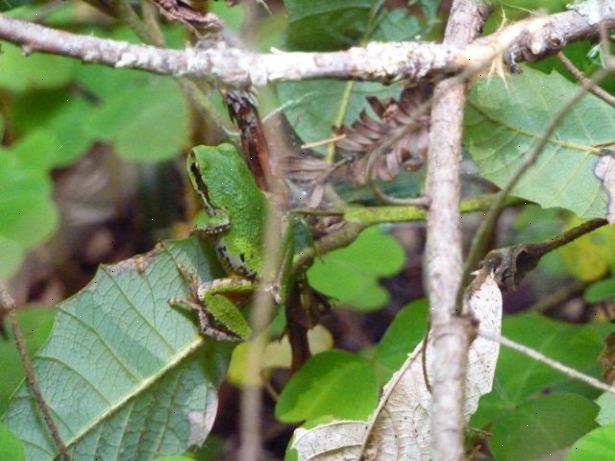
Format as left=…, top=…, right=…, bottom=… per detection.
left=169, top=143, right=289, bottom=342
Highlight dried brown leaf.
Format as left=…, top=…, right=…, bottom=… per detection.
left=335, top=84, right=432, bottom=184
left=284, top=85, right=432, bottom=208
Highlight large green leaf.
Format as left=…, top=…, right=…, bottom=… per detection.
left=278, top=0, right=432, bottom=154
left=275, top=349, right=378, bottom=422
left=471, top=313, right=612, bottom=428
left=465, top=67, right=615, bottom=219
left=2, top=238, right=233, bottom=460
left=489, top=393, right=598, bottom=461
left=307, top=226, right=405, bottom=311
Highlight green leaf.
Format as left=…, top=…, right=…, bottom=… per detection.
left=373, top=299, right=428, bottom=381
left=471, top=313, right=611, bottom=427
left=465, top=67, right=615, bottom=220
left=2, top=237, right=232, bottom=461
left=489, top=393, right=598, bottom=461
left=275, top=350, right=378, bottom=422
left=567, top=424, right=615, bottom=460
left=0, top=423, right=24, bottom=461
left=307, top=226, right=405, bottom=311
left=584, top=278, right=615, bottom=303
left=84, top=74, right=189, bottom=162
left=0, top=146, right=58, bottom=278
left=12, top=90, right=96, bottom=167
left=0, top=307, right=56, bottom=414
left=278, top=1, right=429, bottom=154
left=0, top=42, right=76, bottom=92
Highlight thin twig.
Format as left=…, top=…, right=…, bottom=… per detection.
left=558, top=51, right=615, bottom=105
left=479, top=328, right=615, bottom=394
left=0, top=282, right=71, bottom=461
left=140, top=0, right=165, bottom=47
left=109, top=0, right=152, bottom=43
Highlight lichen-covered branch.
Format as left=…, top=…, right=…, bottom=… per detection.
left=0, top=0, right=613, bottom=87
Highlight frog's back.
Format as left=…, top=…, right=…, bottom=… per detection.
left=192, top=144, right=267, bottom=275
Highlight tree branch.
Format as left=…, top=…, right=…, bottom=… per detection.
left=424, top=1, right=490, bottom=460
left=0, top=0, right=612, bottom=87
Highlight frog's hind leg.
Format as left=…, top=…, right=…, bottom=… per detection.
left=167, top=264, right=243, bottom=342
left=197, top=278, right=255, bottom=342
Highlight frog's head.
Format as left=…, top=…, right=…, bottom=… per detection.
left=188, top=144, right=239, bottom=214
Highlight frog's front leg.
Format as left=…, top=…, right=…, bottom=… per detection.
left=192, top=208, right=230, bottom=238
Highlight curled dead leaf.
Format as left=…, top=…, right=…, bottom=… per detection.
left=594, top=150, right=615, bottom=224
